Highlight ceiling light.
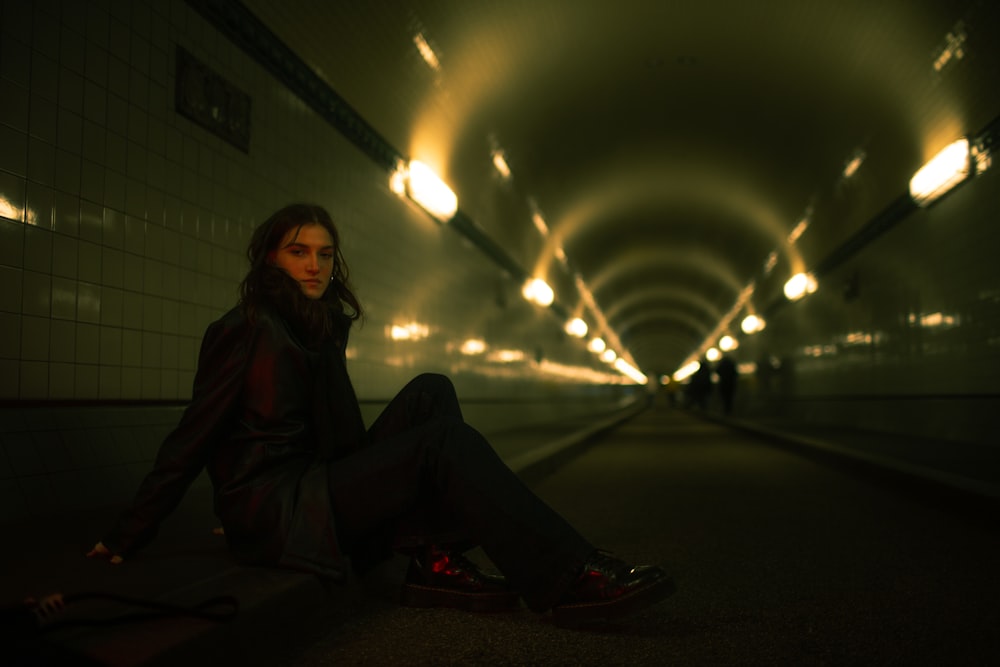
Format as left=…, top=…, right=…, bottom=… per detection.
left=522, top=278, right=554, bottom=306
left=787, top=219, right=808, bottom=244
left=406, top=161, right=458, bottom=221
left=531, top=212, right=548, bottom=236
left=600, top=349, right=617, bottom=363
left=492, top=150, right=511, bottom=179
left=706, top=347, right=721, bottom=362
left=842, top=149, right=866, bottom=179
left=909, top=138, right=970, bottom=206
left=719, top=335, right=738, bottom=351
left=587, top=337, right=606, bottom=353
left=413, top=33, right=440, bottom=70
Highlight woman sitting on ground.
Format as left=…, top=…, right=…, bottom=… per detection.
left=89, top=203, right=674, bottom=626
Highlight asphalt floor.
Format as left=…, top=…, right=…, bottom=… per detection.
left=272, top=407, right=1000, bottom=666
left=5, top=404, right=998, bottom=666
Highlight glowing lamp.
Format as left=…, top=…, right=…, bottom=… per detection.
left=522, top=278, right=554, bottom=306
left=460, top=339, right=486, bottom=355
left=600, top=349, right=617, bottom=363
left=406, top=161, right=458, bottom=221
left=614, top=358, right=648, bottom=384
left=741, top=314, right=766, bottom=334
left=587, top=337, right=606, bottom=354
left=909, top=138, right=970, bottom=206
left=492, top=150, right=511, bottom=179
left=784, top=272, right=817, bottom=301
left=565, top=318, right=588, bottom=338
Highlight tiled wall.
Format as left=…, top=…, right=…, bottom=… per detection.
left=0, top=0, right=632, bottom=407
left=0, top=0, right=638, bottom=520
left=735, top=159, right=1000, bottom=446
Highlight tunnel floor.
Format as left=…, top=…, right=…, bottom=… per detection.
left=277, top=407, right=1000, bottom=666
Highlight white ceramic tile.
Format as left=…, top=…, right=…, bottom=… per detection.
left=0, top=124, right=28, bottom=177
left=53, top=191, right=80, bottom=236
left=0, top=359, right=17, bottom=398
left=97, top=331, right=123, bottom=379
left=49, top=318, right=75, bottom=362
left=20, top=270, right=51, bottom=317
left=121, top=289, right=143, bottom=329
left=19, top=359, right=48, bottom=397
left=0, top=171, right=26, bottom=223
left=77, top=239, right=101, bottom=283
left=122, top=253, right=143, bottom=293
left=101, top=206, right=125, bottom=248
left=24, top=183, right=54, bottom=232
left=119, top=365, right=141, bottom=397
left=77, top=281, right=101, bottom=324
left=48, top=361, right=75, bottom=398
left=75, top=322, right=100, bottom=364
left=140, top=367, right=159, bottom=398
left=72, top=360, right=98, bottom=397
left=120, top=328, right=141, bottom=367
left=0, top=311, right=20, bottom=359
left=51, top=233, right=78, bottom=278
left=0, top=265, right=21, bottom=313
left=50, top=276, right=76, bottom=320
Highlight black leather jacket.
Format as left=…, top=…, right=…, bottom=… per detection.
left=103, top=305, right=366, bottom=579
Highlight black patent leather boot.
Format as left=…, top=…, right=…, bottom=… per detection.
left=400, top=547, right=521, bottom=612
left=551, top=550, right=675, bottom=627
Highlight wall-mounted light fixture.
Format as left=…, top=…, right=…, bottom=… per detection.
left=784, top=272, right=817, bottom=301
left=388, top=322, right=431, bottom=341
left=614, top=358, right=648, bottom=384
left=741, top=314, right=766, bottom=334
left=673, top=360, right=700, bottom=382
left=587, top=337, right=606, bottom=354
left=522, top=278, right=554, bottom=306
left=460, top=339, right=487, bottom=355
left=565, top=317, right=588, bottom=338
left=909, top=138, right=970, bottom=206
left=394, top=160, right=458, bottom=222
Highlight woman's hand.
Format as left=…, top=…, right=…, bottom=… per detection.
left=87, top=541, right=124, bottom=564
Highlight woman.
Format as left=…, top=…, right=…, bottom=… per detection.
left=89, top=203, right=674, bottom=626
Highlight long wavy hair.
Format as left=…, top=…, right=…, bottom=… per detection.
left=239, top=204, right=363, bottom=346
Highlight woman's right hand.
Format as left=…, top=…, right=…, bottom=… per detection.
left=87, top=541, right=124, bottom=564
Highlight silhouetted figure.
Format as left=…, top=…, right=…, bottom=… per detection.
left=687, top=360, right=713, bottom=410
left=715, top=355, right=737, bottom=415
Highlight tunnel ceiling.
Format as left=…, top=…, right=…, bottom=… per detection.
left=239, top=0, right=991, bottom=378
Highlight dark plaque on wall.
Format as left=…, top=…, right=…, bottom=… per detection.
left=175, top=46, right=252, bottom=152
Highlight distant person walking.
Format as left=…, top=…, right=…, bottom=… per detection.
left=687, top=360, right=713, bottom=410
left=716, top=355, right=737, bottom=415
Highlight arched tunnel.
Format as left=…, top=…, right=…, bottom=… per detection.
left=0, top=1, right=998, bottom=664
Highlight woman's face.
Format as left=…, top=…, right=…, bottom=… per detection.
left=269, top=223, right=335, bottom=299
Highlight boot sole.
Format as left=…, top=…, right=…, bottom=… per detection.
left=551, top=576, right=676, bottom=627
left=400, top=582, right=522, bottom=613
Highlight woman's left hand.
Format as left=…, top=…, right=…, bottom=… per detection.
left=87, top=541, right=124, bottom=564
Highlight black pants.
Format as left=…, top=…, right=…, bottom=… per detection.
left=327, top=373, right=594, bottom=611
